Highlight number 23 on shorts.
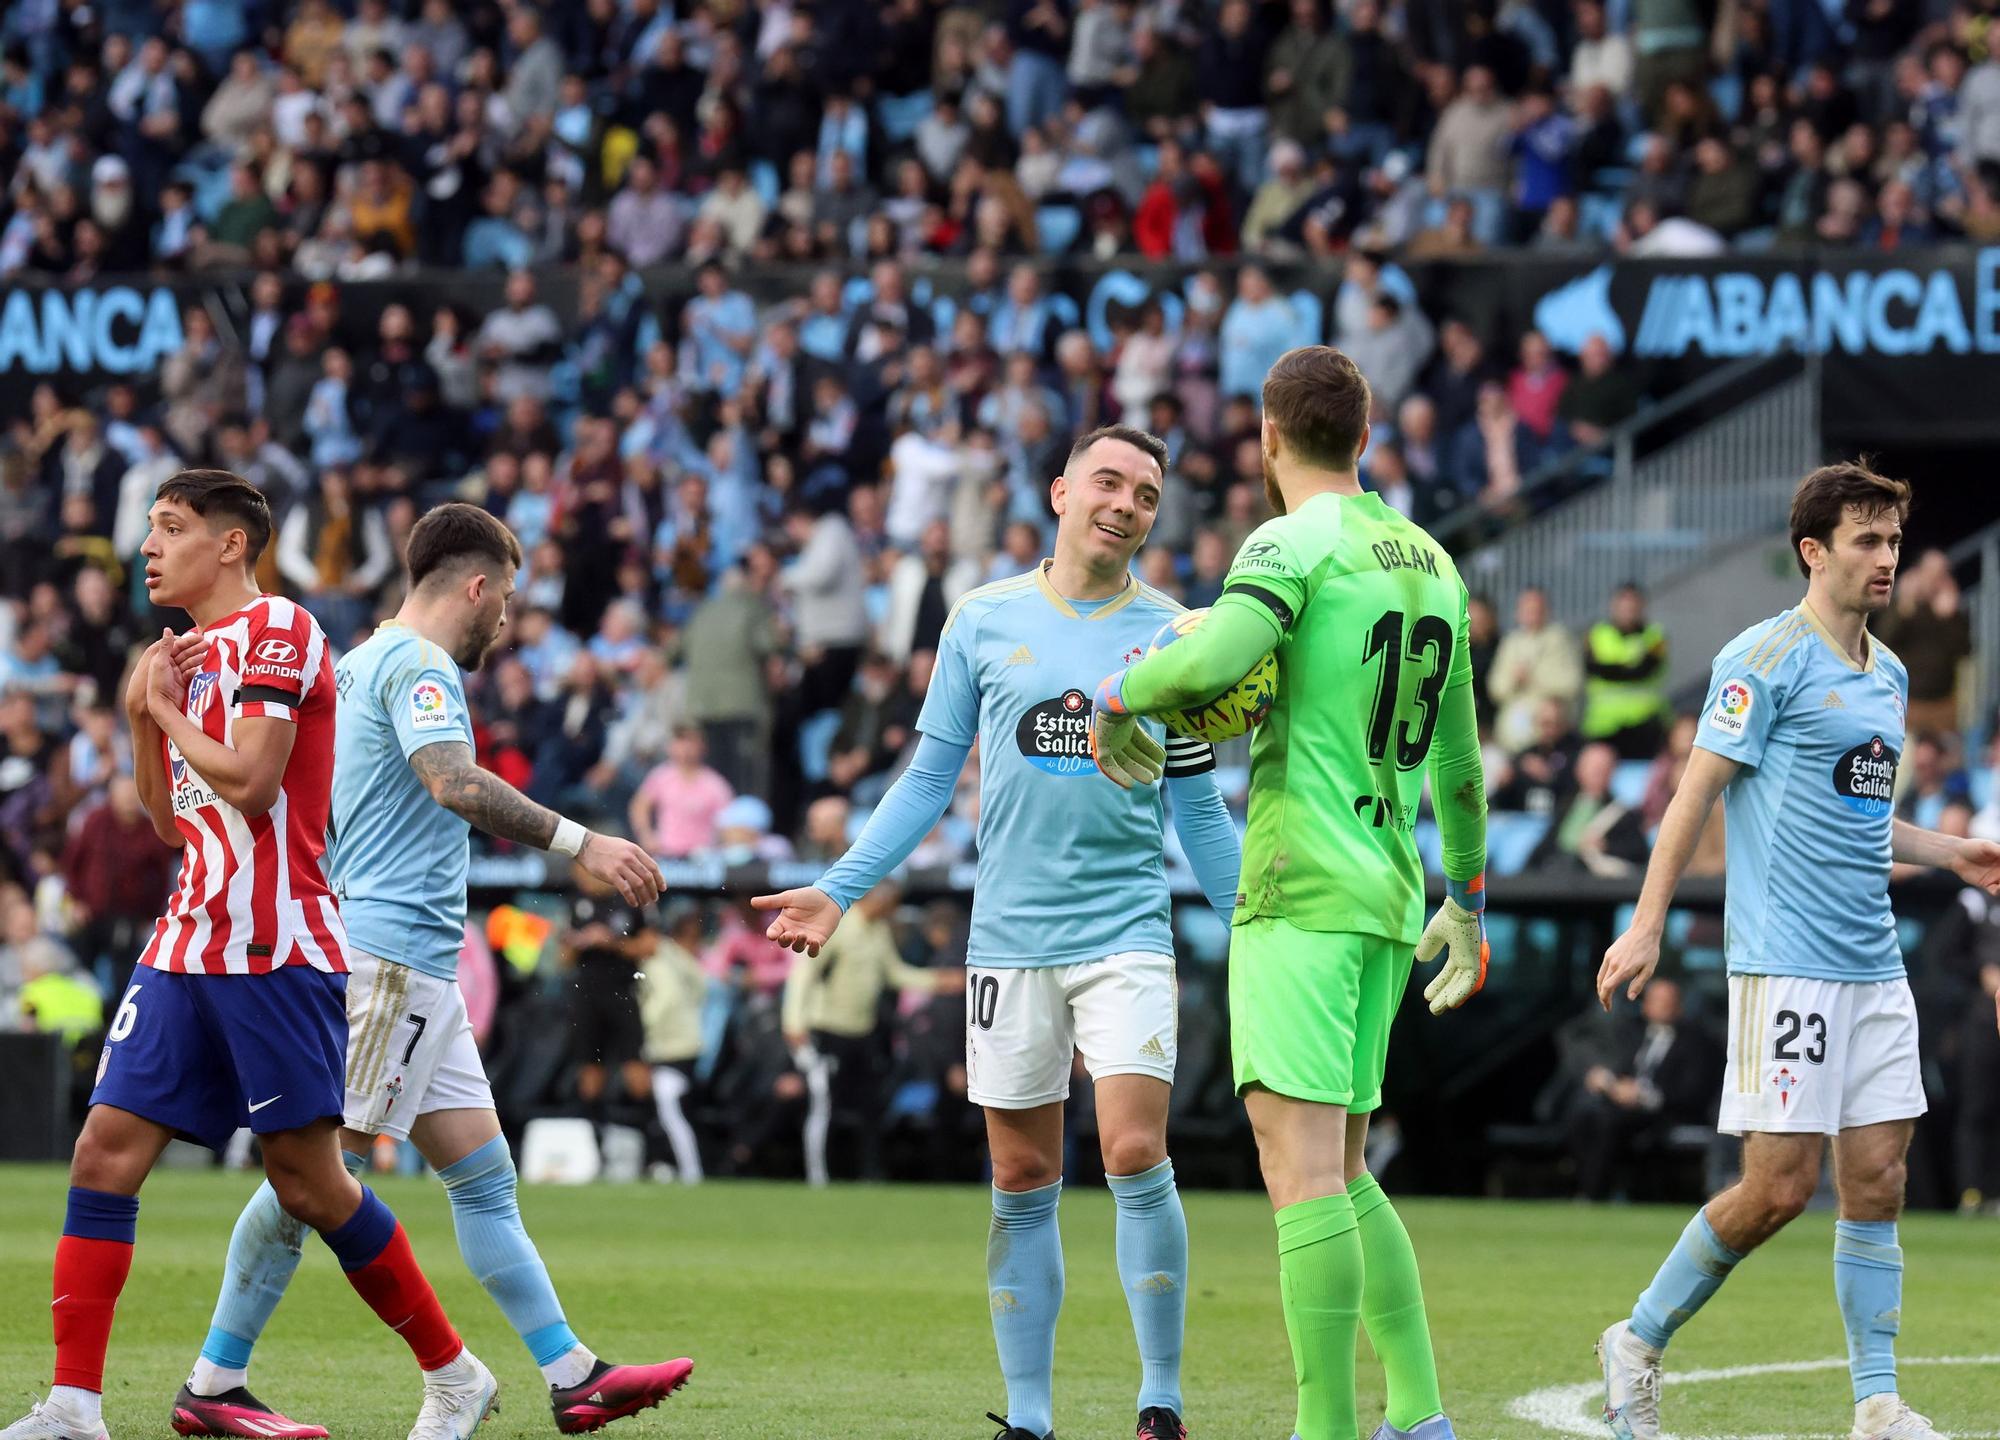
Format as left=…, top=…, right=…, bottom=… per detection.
left=1772, top=1007, right=1827, bottom=1066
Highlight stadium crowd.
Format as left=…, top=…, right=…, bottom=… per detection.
left=2, top=0, right=1999, bottom=1199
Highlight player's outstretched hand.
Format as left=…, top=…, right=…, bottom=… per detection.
left=577, top=832, right=665, bottom=905
left=1416, top=897, right=1488, bottom=1014
left=1596, top=926, right=1662, bottom=1010
left=751, top=886, right=842, bottom=956
left=1089, top=710, right=1165, bottom=789
left=1949, top=835, right=2000, bottom=896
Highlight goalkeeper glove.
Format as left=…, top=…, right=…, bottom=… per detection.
left=1089, top=671, right=1164, bottom=789
left=1417, top=874, right=1488, bottom=1015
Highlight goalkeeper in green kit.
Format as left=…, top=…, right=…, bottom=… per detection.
left=1090, top=346, right=1489, bottom=1440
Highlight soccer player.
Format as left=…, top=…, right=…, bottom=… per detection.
left=1090, top=347, right=1489, bottom=1440
left=3, top=471, right=494, bottom=1440
left=752, top=425, right=1242, bottom=1440
left=172, top=503, right=692, bottom=1439
left=1593, top=463, right=2000, bottom=1440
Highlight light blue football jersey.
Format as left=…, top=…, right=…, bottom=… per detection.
left=1694, top=604, right=1909, bottom=983
left=919, top=563, right=1192, bottom=968
left=329, top=621, right=474, bottom=979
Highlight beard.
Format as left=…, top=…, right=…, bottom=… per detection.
left=1262, top=452, right=1286, bottom=516
left=459, top=614, right=504, bottom=670
left=93, top=191, right=132, bottom=229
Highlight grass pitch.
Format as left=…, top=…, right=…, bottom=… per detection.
left=2, top=1168, right=1997, bottom=1439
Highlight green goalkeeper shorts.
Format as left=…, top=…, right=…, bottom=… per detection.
left=1228, top=917, right=1411, bottom=1111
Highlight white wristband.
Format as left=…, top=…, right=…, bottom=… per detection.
left=551, top=818, right=588, bottom=857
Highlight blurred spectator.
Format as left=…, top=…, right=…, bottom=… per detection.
left=1340, top=293, right=1435, bottom=416
left=1220, top=266, right=1306, bottom=399
left=59, top=774, right=174, bottom=985
left=1582, top=583, right=1671, bottom=760
left=1527, top=741, right=1650, bottom=875
left=562, top=872, right=657, bottom=1142
left=1875, top=549, right=1970, bottom=736
left=679, top=559, right=779, bottom=799
left=630, top=726, right=737, bottom=860
left=274, top=465, right=393, bottom=645
left=641, top=901, right=712, bottom=1184
left=1506, top=331, right=1567, bottom=444
left=1466, top=594, right=1500, bottom=730
left=1557, top=335, right=1644, bottom=449
left=1561, top=979, right=1716, bottom=1201
left=783, top=879, right=953, bottom=1184
left=1493, top=695, right=1584, bottom=815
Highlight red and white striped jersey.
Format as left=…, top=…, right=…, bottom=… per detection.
left=139, top=594, right=348, bottom=976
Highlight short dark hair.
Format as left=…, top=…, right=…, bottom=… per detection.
left=406, top=502, right=524, bottom=590
left=1263, top=345, right=1371, bottom=471
left=1788, top=461, right=1912, bottom=578
left=154, top=469, right=272, bottom=564
left=1065, top=424, right=1168, bottom=475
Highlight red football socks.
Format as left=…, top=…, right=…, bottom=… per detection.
left=54, top=1187, right=140, bottom=1391
left=342, top=1221, right=464, bottom=1371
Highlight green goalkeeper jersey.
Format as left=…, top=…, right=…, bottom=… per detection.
left=1217, top=490, right=1485, bottom=943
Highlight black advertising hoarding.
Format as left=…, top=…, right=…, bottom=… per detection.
left=6, top=249, right=2000, bottom=441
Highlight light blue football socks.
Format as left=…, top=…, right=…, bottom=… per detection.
left=1107, top=1159, right=1187, bottom=1416
left=989, top=1181, right=1064, bottom=1437
left=437, top=1135, right=595, bottom=1385
left=1833, top=1219, right=1902, bottom=1403
left=1629, top=1208, right=1746, bottom=1350
left=190, top=1152, right=366, bottom=1393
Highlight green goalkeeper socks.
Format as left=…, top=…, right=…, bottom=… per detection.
left=1350, top=1172, right=1444, bottom=1430
left=1275, top=1192, right=1363, bottom=1440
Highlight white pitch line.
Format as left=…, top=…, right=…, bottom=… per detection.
left=1508, top=1352, right=2000, bottom=1439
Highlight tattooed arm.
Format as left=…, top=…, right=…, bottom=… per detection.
left=408, top=741, right=666, bottom=904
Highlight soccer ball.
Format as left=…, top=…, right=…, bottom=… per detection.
left=1146, top=609, right=1277, bottom=743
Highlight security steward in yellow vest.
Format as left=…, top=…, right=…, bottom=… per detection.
left=1583, top=583, right=1670, bottom=760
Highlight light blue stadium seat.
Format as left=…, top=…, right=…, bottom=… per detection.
left=1036, top=204, right=1082, bottom=254
left=1488, top=812, right=1551, bottom=875
left=798, top=710, right=842, bottom=783
left=1578, top=192, right=1626, bottom=240
left=462, top=218, right=532, bottom=269
left=1611, top=760, right=1652, bottom=809
left=877, top=89, right=933, bottom=143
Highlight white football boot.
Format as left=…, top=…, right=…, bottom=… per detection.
left=1849, top=1394, right=1946, bottom=1440
left=1596, top=1319, right=1663, bottom=1440
left=0, top=1401, right=109, bottom=1440
left=405, top=1350, right=499, bottom=1440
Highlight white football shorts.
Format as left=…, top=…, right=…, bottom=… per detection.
left=341, top=949, right=493, bottom=1140
left=1716, top=972, right=1926, bottom=1137
left=965, top=951, right=1178, bottom=1109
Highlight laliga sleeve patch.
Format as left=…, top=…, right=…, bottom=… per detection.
left=408, top=680, right=455, bottom=729
left=1707, top=678, right=1752, bottom=736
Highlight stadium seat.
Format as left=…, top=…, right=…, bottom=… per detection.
left=1577, top=192, right=1625, bottom=241
left=1487, top=812, right=1551, bottom=875
left=1610, top=760, right=1652, bottom=809
left=877, top=90, right=934, bottom=143
left=1036, top=204, right=1083, bottom=256
left=462, top=218, right=533, bottom=269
